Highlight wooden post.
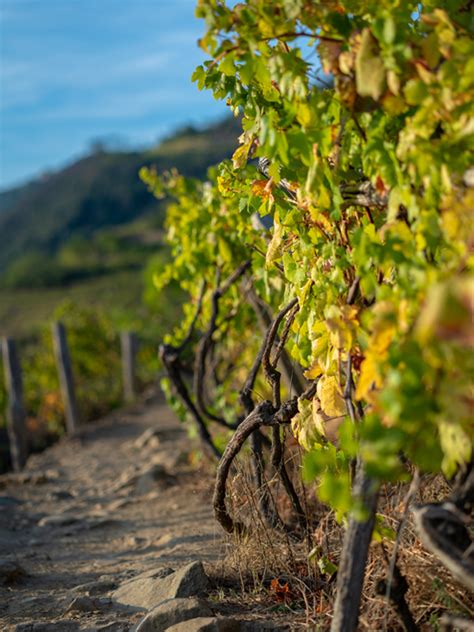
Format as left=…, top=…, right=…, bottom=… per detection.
left=330, top=459, right=379, bottom=632
left=121, top=331, right=138, bottom=402
left=52, top=322, right=79, bottom=434
left=2, top=338, right=27, bottom=471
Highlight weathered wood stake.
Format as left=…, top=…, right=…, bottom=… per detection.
left=52, top=322, right=79, bottom=434
left=2, top=337, right=27, bottom=471
left=330, top=458, right=379, bottom=632
left=121, top=331, right=138, bottom=402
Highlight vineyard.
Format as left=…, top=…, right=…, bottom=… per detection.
left=139, top=0, right=473, bottom=629
left=0, top=301, right=160, bottom=472
left=1, top=0, right=473, bottom=630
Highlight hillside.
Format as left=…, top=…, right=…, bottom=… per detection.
left=0, top=117, right=241, bottom=278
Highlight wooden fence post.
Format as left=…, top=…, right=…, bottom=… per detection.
left=52, top=322, right=79, bottom=434
left=121, top=331, right=138, bottom=402
left=2, top=338, right=27, bottom=471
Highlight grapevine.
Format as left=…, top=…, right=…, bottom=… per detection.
left=142, top=1, right=474, bottom=628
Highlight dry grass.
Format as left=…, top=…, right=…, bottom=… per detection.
left=207, top=446, right=473, bottom=631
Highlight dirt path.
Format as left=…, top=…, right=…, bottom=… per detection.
left=0, top=393, right=232, bottom=631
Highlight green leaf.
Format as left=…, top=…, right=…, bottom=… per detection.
left=219, top=53, right=236, bottom=77
left=317, top=555, right=338, bottom=576
left=404, top=79, right=428, bottom=105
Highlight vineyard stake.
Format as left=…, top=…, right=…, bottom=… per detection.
left=1, top=337, right=27, bottom=471
left=52, top=322, right=79, bottom=434
left=330, top=460, right=379, bottom=632
left=121, top=331, right=138, bottom=402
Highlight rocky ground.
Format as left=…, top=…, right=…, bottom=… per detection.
left=0, top=394, right=288, bottom=632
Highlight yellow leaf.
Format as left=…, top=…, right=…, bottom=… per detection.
left=251, top=179, right=274, bottom=202
left=299, top=278, right=313, bottom=307
left=232, top=141, right=252, bottom=169
left=218, top=238, right=232, bottom=263
left=317, top=375, right=346, bottom=417
left=265, top=214, right=282, bottom=267
left=415, top=61, right=434, bottom=85
left=355, top=353, right=382, bottom=401
left=386, top=70, right=400, bottom=96
left=312, top=398, right=327, bottom=436
left=415, top=277, right=474, bottom=346
left=372, top=326, right=395, bottom=354
left=304, top=362, right=323, bottom=380
left=341, top=305, right=359, bottom=322
left=326, top=318, right=351, bottom=350
left=296, top=102, right=316, bottom=128
left=355, top=29, right=386, bottom=100
left=308, top=205, right=328, bottom=226
left=291, top=399, right=321, bottom=451
left=339, top=51, right=354, bottom=75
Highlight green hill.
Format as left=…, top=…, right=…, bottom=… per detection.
left=0, top=116, right=240, bottom=338
left=0, top=117, right=241, bottom=281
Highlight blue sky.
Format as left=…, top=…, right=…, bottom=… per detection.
left=0, top=0, right=228, bottom=190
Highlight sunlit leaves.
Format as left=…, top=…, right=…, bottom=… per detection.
left=144, top=0, right=474, bottom=520
left=355, top=29, right=386, bottom=100
left=317, top=375, right=346, bottom=417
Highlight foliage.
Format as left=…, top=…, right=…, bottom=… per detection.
left=143, top=0, right=473, bottom=523
left=0, top=301, right=159, bottom=458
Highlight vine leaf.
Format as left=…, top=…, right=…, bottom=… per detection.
left=265, top=213, right=282, bottom=267
left=291, top=398, right=322, bottom=450
left=355, top=353, right=380, bottom=402
left=438, top=421, right=472, bottom=478
left=317, top=375, right=346, bottom=417
left=304, top=362, right=323, bottom=380
left=232, top=141, right=252, bottom=169
left=355, top=29, right=386, bottom=100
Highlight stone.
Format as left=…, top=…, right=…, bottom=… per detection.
left=0, top=559, right=26, bottom=585
left=106, top=498, right=131, bottom=511
left=64, top=595, right=112, bottom=613
left=136, top=597, right=213, bottom=631
left=126, top=535, right=148, bottom=548
left=111, top=567, right=175, bottom=610
left=112, top=463, right=170, bottom=494
left=166, top=561, right=210, bottom=599
left=134, top=428, right=162, bottom=449
left=112, top=561, right=209, bottom=610
left=165, top=618, right=241, bottom=632
left=135, top=464, right=172, bottom=495
left=86, top=516, right=119, bottom=529
left=70, top=578, right=118, bottom=596
left=151, top=450, right=187, bottom=471
left=38, top=514, right=79, bottom=528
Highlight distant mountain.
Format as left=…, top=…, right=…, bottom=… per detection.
left=0, top=117, right=241, bottom=277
